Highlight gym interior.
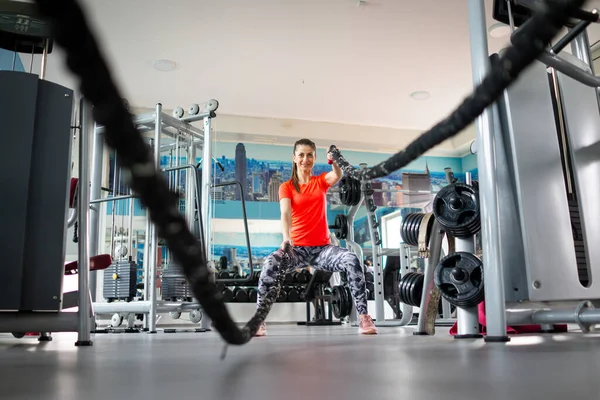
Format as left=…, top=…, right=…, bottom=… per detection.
left=2, top=0, right=600, bottom=399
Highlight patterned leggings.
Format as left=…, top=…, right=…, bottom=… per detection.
left=257, top=245, right=368, bottom=315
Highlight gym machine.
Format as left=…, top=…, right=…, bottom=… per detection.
left=91, top=100, right=219, bottom=333
left=0, top=0, right=113, bottom=344
left=329, top=164, right=419, bottom=326
left=466, top=0, right=600, bottom=341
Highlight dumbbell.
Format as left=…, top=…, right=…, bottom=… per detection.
left=221, top=287, right=234, bottom=302
left=218, top=271, right=230, bottom=279
left=233, top=287, right=249, bottom=302
left=248, top=288, right=258, bottom=302
left=277, top=288, right=288, bottom=302
left=287, top=287, right=302, bottom=302
left=284, top=273, right=294, bottom=284
left=295, top=270, right=312, bottom=283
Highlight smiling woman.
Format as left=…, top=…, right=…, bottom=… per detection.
left=254, top=138, right=379, bottom=337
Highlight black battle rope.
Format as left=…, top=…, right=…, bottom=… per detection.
left=329, top=0, right=586, bottom=181
left=31, top=0, right=290, bottom=347
left=31, top=0, right=583, bottom=347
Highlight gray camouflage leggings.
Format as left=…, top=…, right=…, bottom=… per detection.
left=257, top=245, right=368, bottom=315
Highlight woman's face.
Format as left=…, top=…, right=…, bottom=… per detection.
left=293, top=145, right=316, bottom=173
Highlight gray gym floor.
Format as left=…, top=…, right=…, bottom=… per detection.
left=1, top=324, right=599, bottom=400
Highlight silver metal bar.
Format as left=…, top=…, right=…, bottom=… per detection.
left=454, top=172, right=481, bottom=337
left=455, top=237, right=481, bottom=337
left=185, top=135, right=196, bottom=227
left=128, top=189, right=134, bottom=260
left=90, top=194, right=136, bottom=204
left=40, top=39, right=49, bottom=80
left=539, top=51, right=600, bottom=88
left=77, top=98, right=93, bottom=344
left=89, top=117, right=104, bottom=302
left=160, top=138, right=204, bottom=152
left=110, top=151, right=118, bottom=258
left=468, top=0, right=508, bottom=341
left=506, top=306, right=600, bottom=329
left=148, top=104, right=162, bottom=333
left=415, top=220, right=444, bottom=334
left=93, top=301, right=206, bottom=314
left=67, top=208, right=77, bottom=228
left=142, top=139, right=154, bottom=330
left=570, top=29, right=594, bottom=70
left=201, top=117, right=212, bottom=261
left=160, top=112, right=206, bottom=138
left=200, top=116, right=213, bottom=331
left=175, top=133, right=180, bottom=193
left=396, top=245, right=414, bottom=326
left=0, top=312, right=79, bottom=332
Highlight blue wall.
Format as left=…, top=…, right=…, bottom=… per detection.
left=111, top=141, right=479, bottom=269
left=0, top=49, right=24, bottom=71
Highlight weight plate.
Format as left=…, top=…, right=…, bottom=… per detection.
left=339, top=177, right=353, bottom=206
left=433, top=183, right=481, bottom=238
left=433, top=252, right=484, bottom=308
left=351, top=178, right=361, bottom=206
left=344, top=286, right=353, bottom=316
left=332, top=286, right=344, bottom=319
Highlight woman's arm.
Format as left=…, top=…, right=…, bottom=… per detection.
left=325, top=152, right=343, bottom=186
left=280, top=198, right=292, bottom=244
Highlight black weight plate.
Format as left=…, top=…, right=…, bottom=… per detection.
left=401, top=214, right=413, bottom=245
left=339, top=177, right=353, bottom=206
left=409, top=213, right=422, bottom=246
left=222, top=288, right=234, bottom=302
left=248, top=288, right=258, bottom=302
left=410, top=213, right=424, bottom=247
left=433, top=252, right=484, bottom=308
left=344, top=286, right=353, bottom=316
left=411, top=273, right=424, bottom=307
left=401, top=213, right=415, bottom=245
left=404, top=273, right=418, bottom=306
left=352, top=178, right=361, bottom=206
left=332, top=286, right=343, bottom=319
left=433, top=183, right=480, bottom=237
left=403, top=213, right=418, bottom=246
left=338, top=285, right=348, bottom=318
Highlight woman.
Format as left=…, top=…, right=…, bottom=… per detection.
left=255, top=138, right=378, bottom=336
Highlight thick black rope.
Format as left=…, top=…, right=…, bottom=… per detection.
left=329, top=0, right=587, bottom=181
left=31, top=0, right=290, bottom=346
left=30, top=0, right=583, bottom=346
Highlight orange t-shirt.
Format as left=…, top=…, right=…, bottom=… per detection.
left=279, top=172, right=331, bottom=247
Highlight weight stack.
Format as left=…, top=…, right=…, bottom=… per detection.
left=162, top=265, right=193, bottom=301
left=103, top=260, right=138, bottom=301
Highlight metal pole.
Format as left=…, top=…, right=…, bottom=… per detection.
left=200, top=116, right=213, bottom=331
left=454, top=172, right=482, bottom=339
left=570, top=30, right=594, bottom=70
left=76, top=97, right=93, bottom=346
left=142, top=139, right=154, bottom=331
left=89, top=109, right=104, bottom=302
left=201, top=117, right=213, bottom=261
left=40, top=39, right=49, bottom=80
left=467, top=0, right=509, bottom=342
left=147, top=104, right=162, bottom=334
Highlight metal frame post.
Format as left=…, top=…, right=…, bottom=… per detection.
left=89, top=120, right=104, bottom=302
left=467, top=0, right=509, bottom=342
left=75, top=97, right=93, bottom=346
left=200, top=116, right=213, bottom=330
left=147, top=103, right=162, bottom=334
left=454, top=172, right=483, bottom=339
